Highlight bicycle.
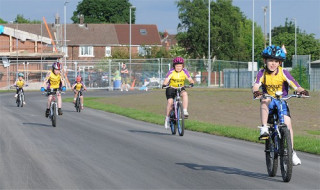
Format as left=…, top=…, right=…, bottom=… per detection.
left=42, top=88, right=64, bottom=127
left=74, top=89, right=85, bottom=112
left=256, top=91, right=310, bottom=182
left=164, top=85, right=190, bottom=136
left=13, top=85, right=27, bottom=107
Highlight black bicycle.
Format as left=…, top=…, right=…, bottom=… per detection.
left=256, top=91, right=310, bottom=182
left=164, top=85, right=190, bottom=136
left=14, top=85, right=27, bottom=107
left=74, top=89, right=85, bottom=112
left=42, top=89, right=64, bottom=127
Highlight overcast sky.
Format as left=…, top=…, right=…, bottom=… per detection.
left=0, top=0, right=319, bottom=39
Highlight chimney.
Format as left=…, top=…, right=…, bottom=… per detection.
left=55, top=13, right=60, bottom=25
left=79, top=14, right=84, bottom=25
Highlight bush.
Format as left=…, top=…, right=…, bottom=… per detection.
left=290, top=65, right=309, bottom=89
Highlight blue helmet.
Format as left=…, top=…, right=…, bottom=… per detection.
left=262, top=45, right=286, bottom=61
left=18, top=73, right=24, bottom=77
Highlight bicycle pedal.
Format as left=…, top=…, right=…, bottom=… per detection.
left=259, top=136, right=269, bottom=140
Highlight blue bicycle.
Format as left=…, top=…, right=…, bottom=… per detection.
left=257, top=91, right=309, bottom=182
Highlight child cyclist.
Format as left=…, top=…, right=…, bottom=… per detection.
left=252, top=45, right=309, bottom=166
left=71, top=76, right=87, bottom=110
left=13, top=72, right=27, bottom=104
left=162, top=57, right=194, bottom=129
left=41, top=62, right=66, bottom=117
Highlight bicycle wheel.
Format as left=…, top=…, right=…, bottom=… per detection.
left=16, top=94, right=20, bottom=107
left=177, top=102, right=184, bottom=136
left=279, top=125, right=292, bottom=182
left=51, top=104, right=57, bottom=127
left=76, top=97, right=80, bottom=112
left=265, top=134, right=278, bottom=177
left=169, top=110, right=176, bottom=135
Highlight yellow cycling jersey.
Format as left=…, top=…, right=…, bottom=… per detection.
left=73, top=82, right=84, bottom=91
left=254, top=66, right=300, bottom=97
left=15, top=79, right=25, bottom=88
left=46, top=71, right=61, bottom=89
left=165, top=68, right=191, bottom=88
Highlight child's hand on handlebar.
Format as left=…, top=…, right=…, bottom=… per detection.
left=253, top=91, right=263, bottom=99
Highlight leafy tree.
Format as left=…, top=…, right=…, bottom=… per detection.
left=0, top=18, right=7, bottom=24
left=290, top=65, right=309, bottom=89
left=176, top=0, right=264, bottom=61
left=71, top=0, right=135, bottom=24
left=14, top=14, right=41, bottom=24
left=272, top=19, right=320, bottom=63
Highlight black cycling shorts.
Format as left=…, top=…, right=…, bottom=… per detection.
left=165, top=87, right=186, bottom=100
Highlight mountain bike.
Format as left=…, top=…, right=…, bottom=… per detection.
left=14, top=85, right=28, bottom=107
left=42, top=89, right=64, bottom=127
left=256, top=91, right=310, bottom=182
left=16, top=88, right=25, bottom=107
left=74, top=89, right=85, bottom=112
left=164, top=85, right=190, bottom=136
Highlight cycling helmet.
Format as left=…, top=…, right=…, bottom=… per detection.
left=18, top=73, right=24, bottom=77
left=76, top=76, right=82, bottom=82
left=52, top=62, right=61, bottom=70
left=261, top=45, right=286, bottom=61
left=172, top=57, right=184, bottom=67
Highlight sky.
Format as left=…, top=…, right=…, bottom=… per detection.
left=0, top=0, right=319, bottom=39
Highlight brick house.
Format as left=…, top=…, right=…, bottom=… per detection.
left=0, top=21, right=161, bottom=88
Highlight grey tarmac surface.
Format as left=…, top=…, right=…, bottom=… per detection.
left=0, top=90, right=319, bottom=189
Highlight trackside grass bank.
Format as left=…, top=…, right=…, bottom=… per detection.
left=64, top=97, right=319, bottom=155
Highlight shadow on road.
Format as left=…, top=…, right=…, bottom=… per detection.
left=22, top=122, right=53, bottom=128
left=176, top=163, right=281, bottom=182
left=128, top=129, right=171, bottom=136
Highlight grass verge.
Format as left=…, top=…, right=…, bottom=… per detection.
left=64, top=97, right=319, bottom=155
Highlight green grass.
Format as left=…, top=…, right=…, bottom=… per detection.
left=64, top=97, right=320, bottom=155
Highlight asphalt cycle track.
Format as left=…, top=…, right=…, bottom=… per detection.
left=0, top=90, right=319, bottom=189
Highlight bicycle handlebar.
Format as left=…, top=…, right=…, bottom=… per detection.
left=163, top=85, right=191, bottom=89
left=255, top=94, right=310, bottom=101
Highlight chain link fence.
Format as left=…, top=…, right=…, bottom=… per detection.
left=1, top=57, right=318, bottom=91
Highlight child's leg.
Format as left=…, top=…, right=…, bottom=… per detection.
left=284, top=116, right=294, bottom=148
left=47, top=95, right=52, bottom=109
left=80, top=95, right=84, bottom=106
left=57, top=93, right=62, bottom=108
left=181, top=91, right=188, bottom=110
left=260, top=99, right=271, bottom=126
left=166, top=98, right=173, bottom=117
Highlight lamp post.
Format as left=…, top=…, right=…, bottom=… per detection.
left=208, top=0, right=211, bottom=86
left=291, top=18, right=297, bottom=64
left=129, top=6, right=135, bottom=78
left=269, top=0, right=272, bottom=45
left=252, top=0, right=255, bottom=84
left=64, top=0, right=69, bottom=68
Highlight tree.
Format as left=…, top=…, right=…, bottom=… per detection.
left=14, top=14, right=41, bottom=24
left=176, top=0, right=264, bottom=61
left=272, top=19, right=320, bottom=63
left=71, top=0, right=134, bottom=24
left=0, top=18, right=7, bottom=24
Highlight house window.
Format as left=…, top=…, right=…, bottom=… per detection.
left=140, top=29, right=147, bottom=35
left=105, top=46, right=112, bottom=57
left=79, top=46, right=94, bottom=57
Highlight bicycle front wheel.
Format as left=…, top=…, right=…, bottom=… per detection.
left=279, top=126, right=292, bottom=182
left=265, top=135, right=278, bottom=177
left=177, top=102, right=184, bottom=136
left=76, top=97, right=81, bottom=112
left=170, top=110, right=176, bottom=135
left=52, top=104, right=57, bottom=127
left=16, top=95, right=20, bottom=107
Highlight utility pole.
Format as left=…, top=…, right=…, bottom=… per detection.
left=263, top=6, right=268, bottom=48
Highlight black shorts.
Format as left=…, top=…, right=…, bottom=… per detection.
left=165, top=87, right=186, bottom=100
